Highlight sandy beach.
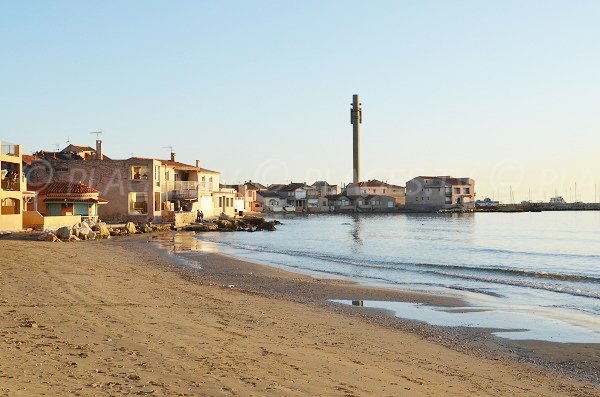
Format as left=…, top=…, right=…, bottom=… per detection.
left=0, top=233, right=598, bottom=396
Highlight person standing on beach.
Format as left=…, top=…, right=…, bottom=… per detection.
left=197, top=210, right=204, bottom=223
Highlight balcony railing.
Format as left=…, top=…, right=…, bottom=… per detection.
left=165, top=181, right=214, bottom=192
left=1, top=143, right=20, bottom=157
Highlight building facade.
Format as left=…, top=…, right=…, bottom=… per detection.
left=0, top=141, right=28, bottom=230
left=29, top=150, right=236, bottom=222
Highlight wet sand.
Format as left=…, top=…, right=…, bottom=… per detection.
left=0, top=232, right=598, bottom=396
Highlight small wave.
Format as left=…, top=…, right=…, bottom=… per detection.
left=470, top=246, right=600, bottom=261
left=198, top=236, right=600, bottom=284
left=414, top=262, right=600, bottom=282
left=198, top=236, right=600, bottom=302
left=434, top=271, right=600, bottom=300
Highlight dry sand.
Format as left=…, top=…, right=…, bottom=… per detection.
left=0, top=234, right=598, bottom=396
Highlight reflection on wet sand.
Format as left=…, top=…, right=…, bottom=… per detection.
left=151, top=232, right=219, bottom=254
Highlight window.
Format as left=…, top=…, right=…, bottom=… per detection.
left=131, top=166, right=149, bottom=180
left=128, top=192, right=148, bottom=214
left=209, top=177, right=213, bottom=182
left=218, top=197, right=223, bottom=207
left=202, top=176, right=206, bottom=182
left=454, top=187, right=460, bottom=194
left=463, top=187, right=470, bottom=194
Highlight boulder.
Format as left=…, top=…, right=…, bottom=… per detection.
left=87, top=231, right=97, bottom=240
left=39, top=232, right=58, bottom=242
left=242, top=216, right=266, bottom=227
left=125, top=222, right=137, bottom=234
left=83, top=219, right=96, bottom=229
left=78, top=223, right=92, bottom=239
left=68, top=235, right=81, bottom=242
left=216, top=220, right=234, bottom=230
left=256, top=221, right=277, bottom=231
left=94, top=222, right=110, bottom=238
left=56, top=226, right=72, bottom=240
left=187, top=223, right=219, bottom=232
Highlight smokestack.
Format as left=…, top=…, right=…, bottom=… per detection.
left=95, top=140, right=103, bottom=160
left=350, top=94, right=362, bottom=184
left=196, top=160, right=201, bottom=168
left=171, top=152, right=176, bottom=162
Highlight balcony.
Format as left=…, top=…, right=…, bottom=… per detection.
left=1, top=164, right=21, bottom=191
left=1, top=178, right=20, bottom=191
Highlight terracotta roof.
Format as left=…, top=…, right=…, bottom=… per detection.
left=162, top=160, right=220, bottom=174
left=281, top=182, right=306, bottom=191
left=419, top=176, right=472, bottom=186
left=21, top=154, right=37, bottom=165
left=71, top=145, right=96, bottom=152
left=43, top=197, right=108, bottom=204
left=266, top=184, right=286, bottom=191
left=29, top=182, right=100, bottom=195
left=257, top=190, right=285, bottom=198
left=244, top=181, right=266, bottom=190
left=126, top=157, right=220, bottom=173
left=358, top=179, right=404, bottom=188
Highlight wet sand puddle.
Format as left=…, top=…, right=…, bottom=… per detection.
left=333, top=299, right=600, bottom=344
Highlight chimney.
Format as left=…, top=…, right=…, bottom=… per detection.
left=171, top=152, right=176, bottom=162
left=95, top=140, right=103, bottom=160
left=196, top=160, right=201, bottom=168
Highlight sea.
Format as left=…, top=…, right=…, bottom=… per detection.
left=193, top=211, right=600, bottom=343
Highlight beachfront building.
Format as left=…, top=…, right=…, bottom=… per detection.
left=0, top=141, right=29, bottom=230
left=28, top=182, right=108, bottom=218
left=28, top=143, right=236, bottom=222
left=325, top=194, right=354, bottom=211
left=405, top=176, right=475, bottom=211
left=238, top=181, right=266, bottom=212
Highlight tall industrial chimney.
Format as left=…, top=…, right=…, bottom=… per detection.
left=350, top=94, right=362, bottom=184
left=95, top=140, right=103, bottom=160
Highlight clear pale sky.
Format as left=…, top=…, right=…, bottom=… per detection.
left=2, top=1, right=599, bottom=202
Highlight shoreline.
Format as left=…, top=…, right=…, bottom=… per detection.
left=0, top=232, right=598, bottom=396
left=152, top=231, right=600, bottom=385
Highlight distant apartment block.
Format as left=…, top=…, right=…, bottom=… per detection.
left=406, top=176, right=475, bottom=210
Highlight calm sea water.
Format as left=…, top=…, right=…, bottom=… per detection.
left=194, top=212, right=600, bottom=343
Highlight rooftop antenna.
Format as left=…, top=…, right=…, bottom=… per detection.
left=163, top=144, right=177, bottom=161
left=53, top=143, right=60, bottom=151
left=90, top=130, right=103, bottom=140
left=66, top=136, right=71, bottom=145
